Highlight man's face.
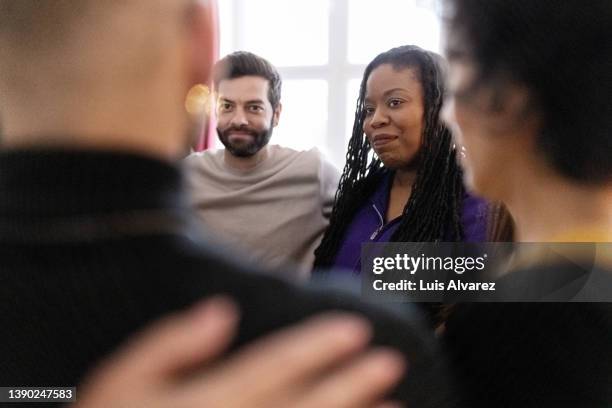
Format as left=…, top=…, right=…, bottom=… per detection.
left=216, top=76, right=280, bottom=157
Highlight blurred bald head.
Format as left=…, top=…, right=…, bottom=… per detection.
left=0, top=0, right=215, bottom=159
left=0, top=1, right=186, bottom=85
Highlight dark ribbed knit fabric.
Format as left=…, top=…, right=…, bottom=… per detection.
left=444, top=264, right=612, bottom=408
left=0, top=149, right=454, bottom=408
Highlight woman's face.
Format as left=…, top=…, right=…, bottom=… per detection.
left=362, top=64, right=425, bottom=170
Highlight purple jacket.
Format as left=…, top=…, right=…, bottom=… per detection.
left=331, top=173, right=489, bottom=274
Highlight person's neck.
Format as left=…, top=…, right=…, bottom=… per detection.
left=392, top=168, right=418, bottom=189
left=503, top=169, right=612, bottom=242
left=223, top=146, right=270, bottom=171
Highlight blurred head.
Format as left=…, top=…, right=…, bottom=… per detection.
left=0, top=0, right=216, bottom=159
left=442, top=0, right=612, bottom=199
left=213, top=51, right=282, bottom=157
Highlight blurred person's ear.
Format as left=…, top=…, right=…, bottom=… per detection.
left=491, top=83, right=539, bottom=136
left=466, top=80, right=540, bottom=146
left=496, top=84, right=544, bottom=163
left=480, top=83, right=546, bottom=179
left=187, top=0, right=218, bottom=87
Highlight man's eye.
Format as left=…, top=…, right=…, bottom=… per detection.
left=220, top=103, right=232, bottom=111
left=248, top=105, right=263, bottom=112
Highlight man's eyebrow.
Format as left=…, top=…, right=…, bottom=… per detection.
left=217, top=98, right=265, bottom=105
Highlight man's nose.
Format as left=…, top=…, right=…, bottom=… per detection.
left=229, top=108, right=249, bottom=127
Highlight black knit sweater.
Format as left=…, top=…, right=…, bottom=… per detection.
left=0, top=149, right=453, bottom=407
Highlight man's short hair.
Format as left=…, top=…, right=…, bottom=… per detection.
left=213, top=51, right=282, bottom=109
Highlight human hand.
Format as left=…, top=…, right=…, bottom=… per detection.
left=74, top=297, right=406, bottom=408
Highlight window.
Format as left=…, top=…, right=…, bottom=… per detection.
left=217, top=0, right=440, bottom=168
left=347, top=0, right=441, bottom=64
left=275, top=80, right=328, bottom=152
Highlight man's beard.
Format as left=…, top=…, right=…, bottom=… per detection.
left=217, top=121, right=273, bottom=157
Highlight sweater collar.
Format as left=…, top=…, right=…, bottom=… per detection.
left=0, top=148, right=186, bottom=218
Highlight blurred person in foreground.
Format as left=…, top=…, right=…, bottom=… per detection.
left=440, top=0, right=612, bottom=406
left=0, top=0, right=452, bottom=406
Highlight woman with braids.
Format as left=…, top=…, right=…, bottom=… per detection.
left=314, top=45, right=492, bottom=274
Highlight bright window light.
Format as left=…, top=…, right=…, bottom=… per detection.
left=216, top=0, right=440, bottom=168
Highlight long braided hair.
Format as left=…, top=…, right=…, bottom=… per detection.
left=314, top=45, right=465, bottom=268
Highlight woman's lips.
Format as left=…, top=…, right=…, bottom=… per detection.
left=371, top=134, right=398, bottom=148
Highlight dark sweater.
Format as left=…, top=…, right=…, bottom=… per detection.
left=444, top=263, right=612, bottom=408
left=0, top=149, right=454, bottom=407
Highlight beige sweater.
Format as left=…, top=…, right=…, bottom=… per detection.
left=184, top=145, right=340, bottom=278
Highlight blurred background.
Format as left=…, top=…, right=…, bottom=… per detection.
left=214, top=0, right=441, bottom=167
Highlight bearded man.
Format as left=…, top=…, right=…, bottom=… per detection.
left=185, top=51, right=339, bottom=277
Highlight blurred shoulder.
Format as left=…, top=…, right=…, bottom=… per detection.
left=183, top=149, right=224, bottom=170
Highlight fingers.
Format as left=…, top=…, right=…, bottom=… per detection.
left=104, top=296, right=239, bottom=381
left=181, top=313, right=373, bottom=403
left=78, top=307, right=407, bottom=408
left=294, top=348, right=406, bottom=408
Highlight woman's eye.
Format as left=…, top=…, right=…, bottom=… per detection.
left=388, top=99, right=403, bottom=108
left=363, top=107, right=375, bottom=116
